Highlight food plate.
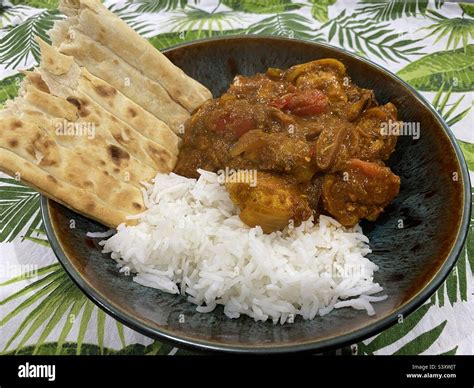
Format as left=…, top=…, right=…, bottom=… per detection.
left=41, top=36, right=470, bottom=353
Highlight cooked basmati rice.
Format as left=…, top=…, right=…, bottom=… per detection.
left=100, top=170, right=386, bottom=324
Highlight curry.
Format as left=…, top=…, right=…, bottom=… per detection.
left=175, top=59, right=401, bottom=232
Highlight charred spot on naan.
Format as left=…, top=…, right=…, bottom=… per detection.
left=66, top=97, right=90, bottom=118
left=147, top=144, right=174, bottom=168
left=85, top=201, right=96, bottom=212
left=114, top=190, right=144, bottom=212
left=46, top=174, right=58, bottom=184
left=108, top=144, right=130, bottom=166
left=10, top=120, right=23, bottom=130
left=83, top=180, right=94, bottom=189
left=21, top=71, right=50, bottom=93
left=66, top=97, right=82, bottom=109
left=132, top=202, right=143, bottom=211
left=127, top=107, right=137, bottom=118
left=94, top=84, right=117, bottom=98
left=8, top=139, right=18, bottom=148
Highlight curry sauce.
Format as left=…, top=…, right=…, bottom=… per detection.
left=175, top=59, right=401, bottom=232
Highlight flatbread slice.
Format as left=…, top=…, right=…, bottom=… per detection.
left=31, top=42, right=178, bottom=173
left=37, top=37, right=180, bottom=156
left=1, top=93, right=156, bottom=189
left=0, top=117, right=145, bottom=227
left=51, top=28, right=191, bottom=132
left=56, top=0, right=212, bottom=112
left=0, top=148, right=133, bottom=228
left=0, top=0, right=212, bottom=227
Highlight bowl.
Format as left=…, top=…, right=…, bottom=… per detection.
left=41, top=36, right=471, bottom=354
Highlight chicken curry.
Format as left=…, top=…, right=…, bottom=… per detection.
left=175, top=59, right=401, bottom=233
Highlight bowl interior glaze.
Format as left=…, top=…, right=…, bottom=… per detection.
left=42, top=36, right=470, bottom=353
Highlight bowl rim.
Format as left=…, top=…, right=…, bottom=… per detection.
left=41, top=35, right=472, bottom=354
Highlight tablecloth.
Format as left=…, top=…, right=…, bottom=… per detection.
left=0, top=0, right=472, bottom=355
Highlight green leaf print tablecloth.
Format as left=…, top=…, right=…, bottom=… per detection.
left=0, top=0, right=472, bottom=356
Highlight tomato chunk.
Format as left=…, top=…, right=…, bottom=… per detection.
left=348, top=159, right=388, bottom=179
left=271, top=89, right=329, bottom=116
left=211, top=113, right=255, bottom=139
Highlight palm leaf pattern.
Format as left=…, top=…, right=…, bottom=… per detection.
left=246, top=12, right=323, bottom=40
left=0, top=72, right=23, bottom=108
left=309, top=0, right=337, bottom=23
left=423, top=9, right=474, bottom=52
left=164, top=6, right=242, bottom=38
left=321, top=10, right=425, bottom=62
left=149, top=28, right=246, bottom=50
left=0, top=178, right=44, bottom=243
left=0, top=262, right=170, bottom=355
left=358, top=301, right=455, bottom=355
left=393, top=320, right=447, bottom=355
left=0, top=4, right=30, bottom=28
left=459, top=141, right=474, bottom=172
left=431, top=82, right=472, bottom=127
left=112, top=0, right=190, bottom=13
left=0, top=261, right=185, bottom=355
left=355, top=0, right=430, bottom=21
left=461, top=3, right=474, bottom=18
left=358, top=302, right=433, bottom=354
left=0, top=0, right=472, bottom=356
left=5, top=341, right=183, bottom=355
left=222, top=0, right=303, bottom=14
left=0, top=9, right=63, bottom=69
left=108, top=0, right=202, bottom=35
left=10, top=0, right=59, bottom=9
left=396, top=45, right=474, bottom=92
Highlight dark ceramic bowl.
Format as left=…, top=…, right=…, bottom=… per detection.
left=41, top=36, right=471, bottom=354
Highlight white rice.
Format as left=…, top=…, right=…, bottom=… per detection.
left=99, top=170, right=386, bottom=324
left=86, top=229, right=115, bottom=239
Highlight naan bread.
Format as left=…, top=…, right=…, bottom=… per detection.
left=1, top=88, right=157, bottom=189
left=0, top=42, right=178, bottom=227
left=35, top=41, right=179, bottom=172
left=0, top=0, right=210, bottom=227
left=53, top=28, right=191, bottom=132
left=0, top=117, right=144, bottom=227
left=37, top=37, right=180, bottom=156
left=56, top=0, right=212, bottom=112
left=0, top=148, right=133, bottom=227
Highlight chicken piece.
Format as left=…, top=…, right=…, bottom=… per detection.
left=296, top=72, right=347, bottom=102
left=226, top=172, right=313, bottom=233
left=322, top=159, right=400, bottom=226
left=314, top=123, right=348, bottom=171
left=299, top=174, right=324, bottom=216
left=346, top=89, right=377, bottom=121
left=228, top=74, right=295, bottom=104
left=313, top=120, right=360, bottom=173
left=284, top=59, right=347, bottom=83
left=355, top=103, right=399, bottom=161
left=285, top=59, right=348, bottom=102
left=230, top=130, right=317, bottom=182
